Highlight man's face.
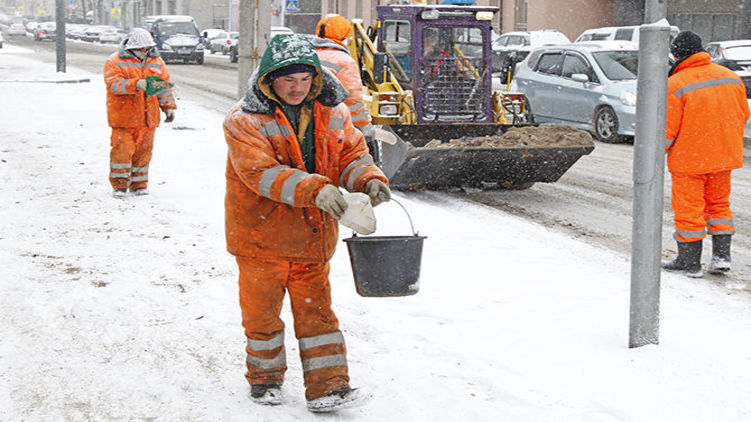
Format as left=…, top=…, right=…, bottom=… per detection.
left=272, top=72, right=313, bottom=105
left=130, top=47, right=150, bottom=59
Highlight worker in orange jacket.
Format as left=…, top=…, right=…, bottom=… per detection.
left=104, top=28, right=176, bottom=197
left=223, top=34, right=390, bottom=412
left=662, top=31, right=750, bottom=277
left=312, top=15, right=379, bottom=163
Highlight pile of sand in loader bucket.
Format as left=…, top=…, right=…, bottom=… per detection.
left=423, top=124, right=595, bottom=148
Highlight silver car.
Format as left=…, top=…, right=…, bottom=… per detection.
left=515, top=41, right=639, bottom=143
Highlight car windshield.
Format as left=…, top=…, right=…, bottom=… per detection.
left=156, top=21, right=199, bottom=37
left=229, top=32, right=238, bottom=40
left=723, top=45, right=751, bottom=61
left=592, top=50, right=638, bottom=80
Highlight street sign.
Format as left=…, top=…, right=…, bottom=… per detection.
left=111, top=8, right=121, bottom=18
left=285, top=0, right=299, bottom=12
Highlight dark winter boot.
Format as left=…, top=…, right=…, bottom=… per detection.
left=250, top=383, right=282, bottom=405
left=661, top=240, right=703, bottom=278
left=708, top=234, right=732, bottom=274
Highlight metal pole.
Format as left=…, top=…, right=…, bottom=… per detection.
left=56, top=0, right=66, bottom=72
left=629, top=4, right=669, bottom=348
left=238, top=0, right=271, bottom=99
left=644, top=0, right=667, bottom=24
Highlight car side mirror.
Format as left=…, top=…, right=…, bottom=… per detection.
left=373, top=52, right=389, bottom=84
left=571, top=73, right=589, bottom=83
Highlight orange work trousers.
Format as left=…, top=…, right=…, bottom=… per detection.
left=671, top=170, right=734, bottom=242
left=109, top=127, right=155, bottom=190
left=236, top=257, right=350, bottom=401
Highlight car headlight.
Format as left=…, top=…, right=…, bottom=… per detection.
left=161, top=44, right=173, bottom=51
left=196, top=44, right=204, bottom=50
left=620, top=91, right=637, bottom=107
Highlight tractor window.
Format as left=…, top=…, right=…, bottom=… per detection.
left=423, top=26, right=484, bottom=59
left=383, top=20, right=412, bottom=82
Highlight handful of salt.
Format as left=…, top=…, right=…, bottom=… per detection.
left=339, top=192, right=376, bottom=235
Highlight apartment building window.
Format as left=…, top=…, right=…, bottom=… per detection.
left=514, top=0, right=528, bottom=31
left=168, top=0, right=176, bottom=15
left=670, top=13, right=741, bottom=42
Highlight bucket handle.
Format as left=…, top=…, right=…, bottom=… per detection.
left=352, top=194, right=419, bottom=237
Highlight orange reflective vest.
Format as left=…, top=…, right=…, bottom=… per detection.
left=104, top=48, right=177, bottom=128
left=224, top=89, right=386, bottom=262
left=666, top=52, right=749, bottom=175
left=314, top=38, right=372, bottom=130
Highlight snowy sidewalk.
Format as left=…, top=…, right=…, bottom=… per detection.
left=2, top=45, right=751, bottom=421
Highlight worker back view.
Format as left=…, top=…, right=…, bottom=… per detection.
left=312, top=14, right=379, bottom=163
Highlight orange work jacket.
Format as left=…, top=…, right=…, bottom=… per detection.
left=223, top=100, right=386, bottom=262
left=104, top=48, right=177, bottom=128
left=666, top=52, right=750, bottom=175
left=313, top=38, right=372, bottom=130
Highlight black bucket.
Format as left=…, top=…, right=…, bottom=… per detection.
left=343, top=198, right=427, bottom=297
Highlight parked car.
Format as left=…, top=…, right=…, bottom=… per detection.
left=70, top=25, right=92, bottom=40
left=98, top=26, right=123, bottom=44
left=82, top=25, right=117, bottom=43
left=230, top=26, right=292, bottom=63
left=201, top=27, right=224, bottom=48
left=515, top=41, right=639, bottom=143
left=33, top=21, right=56, bottom=41
left=8, top=22, right=26, bottom=36
left=575, top=25, right=679, bottom=44
left=706, top=39, right=751, bottom=98
left=145, top=15, right=204, bottom=64
left=208, top=30, right=232, bottom=54
left=491, top=30, right=570, bottom=74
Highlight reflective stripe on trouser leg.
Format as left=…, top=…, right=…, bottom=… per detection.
left=109, top=128, right=136, bottom=189
left=237, top=257, right=289, bottom=385
left=287, top=261, right=350, bottom=400
left=130, top=127, right=155, bottom=190
left=704, top=170, right=734, bottom=235
left=671, top=173, right=708, bottom=242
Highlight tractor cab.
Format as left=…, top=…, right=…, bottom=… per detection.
left=376, top=4, right=496, bottom=124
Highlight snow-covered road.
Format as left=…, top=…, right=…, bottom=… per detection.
left=2, top=45, right=751, bottom=421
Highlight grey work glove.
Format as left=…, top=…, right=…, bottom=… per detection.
left=164, top=109, right=175, bottom=123
left=365, top=179, right=391, bottom=207
left=315, top=184, right=348, bottom=219
left=135, top=79, right=148, bottom=91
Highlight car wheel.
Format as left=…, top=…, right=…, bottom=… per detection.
left=594, top=106, right=622, bottom=143
left=230, top=48, right=238, bottom=63
left=196, top=55, right=204, bottom=65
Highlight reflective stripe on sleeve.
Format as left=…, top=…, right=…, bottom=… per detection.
left=146, top=63, right=163, bottom=70
left=112, top=79, right=128, bottom=95
left=348, top=102, right=366, bottom=113
left=258, top=165, right=290, bottom=198
left=320, top=60, right=343, bottom=73
left=247, top=332, right=284, bottom=351
left=246, top=350, right=287, bottom=369
left=674, top=77, right=744, bottom=99
left=302, top=354, right=347, bottom=372
left=352, top=112, right=370, bottom=123
left=346, top=166, right=369, bottom=191
left=281, top=170, right=308, bottom=206
left=339, top=156, right=374, bottom=186
left=299, top=331, right=344, bottom=350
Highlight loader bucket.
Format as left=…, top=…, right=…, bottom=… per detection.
left=380, top=124, right=595, bottom=191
